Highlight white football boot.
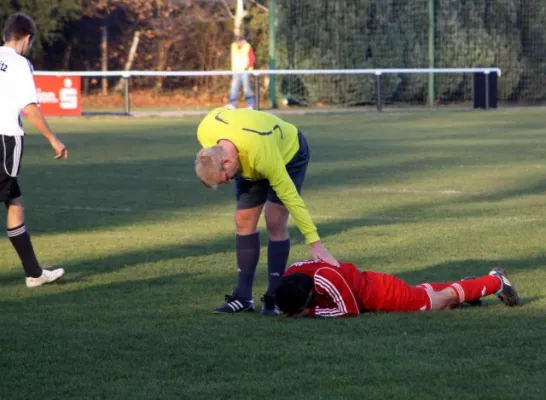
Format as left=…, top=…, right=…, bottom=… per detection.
left=26, top=267, right=65, bottom=288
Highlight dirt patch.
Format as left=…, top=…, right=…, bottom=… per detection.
left=82, top=90, right=231, bottom=109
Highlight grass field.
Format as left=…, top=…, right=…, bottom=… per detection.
left=1, top=108, right=546, bottom=399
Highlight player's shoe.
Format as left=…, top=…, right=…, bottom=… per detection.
left=212, top=294, right=255, bottom=314
left=26, top=267, right=65, bottom=288
left=260, top=293, right=280, bottom=316
left=489, top=267, right=519, bottom=307
left=224, top=104, right=236, bottom=110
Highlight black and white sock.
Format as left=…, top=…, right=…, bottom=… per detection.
left=7, top=224, right=42, bottom=278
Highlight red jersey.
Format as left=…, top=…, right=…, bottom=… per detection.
left=284, top=260, right=432, bottom=317
left=284, top=260, right=362, bottom=317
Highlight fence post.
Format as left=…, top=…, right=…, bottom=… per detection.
left=268, top=0, right=277, bottom=108
left=428, top=0, right=435, bottom=107
left=123, top=75, right=131, bottom=115
left=254, top=72, right=260, bottom=110
left=484, top=71, right=490, bottom=110
left=376, top=72, right=383, bottom=112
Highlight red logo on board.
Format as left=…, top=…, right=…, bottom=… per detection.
left=33, top=76, right=81, bottom=116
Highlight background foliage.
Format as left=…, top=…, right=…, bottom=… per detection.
left=1, top=0, right=545, bottom=105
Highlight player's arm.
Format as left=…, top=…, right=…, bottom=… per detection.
left=254, top=148, right=319, bottom=244
left=312, top=267, right=360, bottom=317
left=19, top=62, right=67, bottom=159
left=23, top=105, right=68, bottom=160
left=24, top=104, right=54, bottom=141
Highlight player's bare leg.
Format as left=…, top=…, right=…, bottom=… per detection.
left=428, top=272, right=518, bottom=310
left=265, top=201, right=289, bottom=241
left=262, top=201, right=290, bottom=316
left=429, top=289, right=459, bottom=310
left=235, top=205, right=263, bottom=236
left=421, top=277, right=482, bottom=307
left=6, top=196, right=24, bottom=227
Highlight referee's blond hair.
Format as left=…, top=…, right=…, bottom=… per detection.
left=195, top=146, right=224, bottom=189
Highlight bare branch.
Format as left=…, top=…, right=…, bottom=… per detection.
left=220, top=0, right=235, bottom=18
left=248, top=0, right=268, bottom=12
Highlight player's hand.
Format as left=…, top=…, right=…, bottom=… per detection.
left=311, top=241, right=339, bottom=267
left=50, top=138, right=68, bottom=159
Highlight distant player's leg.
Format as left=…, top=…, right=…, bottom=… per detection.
left=262, top=130, right=310, bottom=316
left=226, top=74, right=241, bottom=109
left=213, top=178, right=268, bottom=313
left=242, top=72, right=255, bottom=109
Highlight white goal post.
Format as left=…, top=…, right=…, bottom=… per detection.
left=33, top=68, right=502, bottom=114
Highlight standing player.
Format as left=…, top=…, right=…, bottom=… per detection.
left=275, top=260, right=519, bottom=317
left=195, top=107, right=338, bottom=315
left=1, top=13, right=68, bottom=287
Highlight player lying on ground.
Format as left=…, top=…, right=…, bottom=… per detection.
left=274, top=260, right=519, bottom=317
left=195, top=107, right=337, bottom=316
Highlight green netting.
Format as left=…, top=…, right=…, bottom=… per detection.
left=274, top=0, right=546, bottom=106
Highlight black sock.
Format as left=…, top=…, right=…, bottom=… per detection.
left=235, top=232, right=260, bottom=300
left=267, top=239, right=290, bottom=294
left=8, top=224, right=42, bottom=278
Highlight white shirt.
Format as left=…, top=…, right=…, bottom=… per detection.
left=0, top=46, right=38, bottom=136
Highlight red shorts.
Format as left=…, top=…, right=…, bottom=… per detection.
left=358, top=271, right=432, bottom=312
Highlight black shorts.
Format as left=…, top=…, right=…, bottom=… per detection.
left=235, top=130, right=310, bottom=210
left=0, top=135, right=23, bottom=202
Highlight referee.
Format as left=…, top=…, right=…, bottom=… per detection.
left=1, top=13, right=67, bottom=287
left=195, top=106, right=338, bottom=315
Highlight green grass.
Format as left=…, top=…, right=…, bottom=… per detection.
left=2, top=108, right=546, bottom=399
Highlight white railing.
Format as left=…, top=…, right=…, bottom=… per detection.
left=33, top=68, right=502, bottom=113
left=33, top=68, right=502, bottom=77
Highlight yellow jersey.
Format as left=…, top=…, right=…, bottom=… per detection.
left=197, top=107, right=319, bottom=243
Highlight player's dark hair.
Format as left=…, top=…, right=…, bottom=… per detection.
left=3, top=13, right=36, bottom=42
left=275, top=273, right=314, bottom=315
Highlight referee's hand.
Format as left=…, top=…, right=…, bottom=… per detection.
left=311, top=241, right=340, bottom=267
left=51, top=138, right=68, bottom=159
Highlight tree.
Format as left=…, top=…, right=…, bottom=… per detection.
left=0, top=0, right=81, bottom=67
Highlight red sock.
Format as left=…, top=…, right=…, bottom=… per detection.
left=420, top=282, right=454, bottom=291
left=450, top=276, right=501, bottom=303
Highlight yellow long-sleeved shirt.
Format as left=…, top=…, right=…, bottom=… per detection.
left=197, top=107, right=320, bottom=244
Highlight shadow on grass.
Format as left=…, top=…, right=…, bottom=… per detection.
left=5, top=208, right=546, bottom=284
left=394, top=254, right=546, bottom=285
left=20, top=110, right=546, bottom=237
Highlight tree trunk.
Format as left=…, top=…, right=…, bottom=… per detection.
left=83, top=59, right=90, bottom=95
left=101, top=23, right=108, bottom=95
left=154, top=40, right=172, bottom=92
left=62, top=43, right=72, bottom=70
left=234, top=0, right=245, bottom=37
left=114, top=30, right=141, bottom=92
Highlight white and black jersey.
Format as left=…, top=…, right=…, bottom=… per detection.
left=0, top=46, right=36, bottom=201
left=0, top=46, right=37, bottom=137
